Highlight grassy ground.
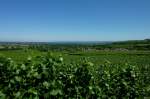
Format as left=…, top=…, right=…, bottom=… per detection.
left=0, top=50, right=150, bottom=67
left=0, top=50, right=44, bottom=62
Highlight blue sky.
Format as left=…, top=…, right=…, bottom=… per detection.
left=0, top=0, right=150, bottom=41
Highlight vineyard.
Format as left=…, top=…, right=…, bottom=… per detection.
left=0, top=0, right=150, bottom=98
left=0, top=52, right=150, bottom=99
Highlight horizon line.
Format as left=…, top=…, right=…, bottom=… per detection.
left=0, top=39, right=148, bottom=43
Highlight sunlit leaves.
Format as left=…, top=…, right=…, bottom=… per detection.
left=0, top=54, right=149, bottom=98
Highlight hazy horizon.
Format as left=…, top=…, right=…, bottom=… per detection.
left=0, top=38, right=148, bottom=43
left=0, top=0, right=150, bottom=42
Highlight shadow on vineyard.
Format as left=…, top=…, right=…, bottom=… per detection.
left=0, top=53, right=150, bottom=99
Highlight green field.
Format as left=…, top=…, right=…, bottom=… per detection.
left=0, top=50, right=44, bottom=62
left=0, top=42, right=150, bottom=98
left=1, top=50, right=150, bottom=66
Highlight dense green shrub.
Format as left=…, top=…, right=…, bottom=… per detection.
left=0, top=54, right=149, bottom=99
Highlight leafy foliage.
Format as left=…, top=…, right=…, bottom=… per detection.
left=0, top=53, right=149, bottom=99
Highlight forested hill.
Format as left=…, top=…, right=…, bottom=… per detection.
left=104, top=39, right=150, bottom=50
left=112, top=39, right=150, bottom=45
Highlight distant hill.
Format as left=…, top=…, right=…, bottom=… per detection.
left=108, top=39, right=150, bottom=50
left=112, top=39, right=150, bottom=45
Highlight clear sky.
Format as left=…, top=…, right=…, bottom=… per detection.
left=0, top=0, right=150, bottom=42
